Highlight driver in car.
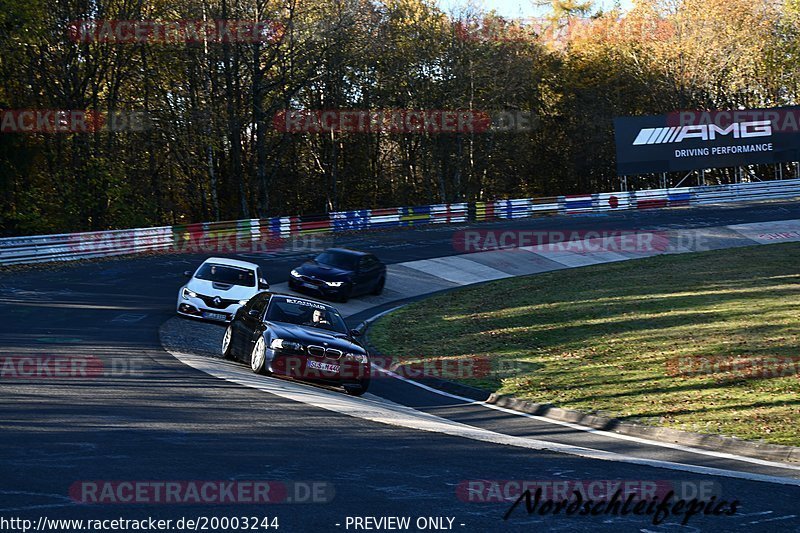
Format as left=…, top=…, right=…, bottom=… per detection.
left=305, top=308, right=331, bottom=327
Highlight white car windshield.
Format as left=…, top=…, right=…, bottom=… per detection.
left=195, top=264, right=256, bottom=287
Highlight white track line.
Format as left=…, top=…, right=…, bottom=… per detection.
left=360, top=304, right=800, bottom=475
left=747, top=514, right=797, bottom=525
left=167, top=348, right=800, bottom=487
left=374, top=358, right=800, bottom=474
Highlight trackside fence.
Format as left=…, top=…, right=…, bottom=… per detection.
left=2, top=179, right=800, bottom=265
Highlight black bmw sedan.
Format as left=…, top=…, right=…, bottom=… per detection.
left=222, top=292, right=370, bottom=396
left=288, top=248, right=386, bottom=302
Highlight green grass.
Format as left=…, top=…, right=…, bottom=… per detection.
left=369, top=243, right=800, bottom=446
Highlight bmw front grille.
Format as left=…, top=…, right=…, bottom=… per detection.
left=307, top=345, right=343, bottom=359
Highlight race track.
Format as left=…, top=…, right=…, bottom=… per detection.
left=3, top=200, right=800, bottom=532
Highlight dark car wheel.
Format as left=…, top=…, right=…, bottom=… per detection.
left=338, top=284, right=352, bottom=303
left=344, top=378, right=370, bottom=396
left=371, top=276, right=385, bottom=295
left=221, top=325, right=234, bottom=359
left=250, top=337, right=270, bottom=375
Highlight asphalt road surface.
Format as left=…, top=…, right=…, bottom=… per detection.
left=2, top=200, right=800, bottom=532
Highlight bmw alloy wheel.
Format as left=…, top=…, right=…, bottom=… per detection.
left=221, top=325, right=233, bottom=359
left=250, top=337, right=267, bottom=374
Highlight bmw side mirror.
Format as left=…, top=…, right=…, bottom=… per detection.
left=248, top=309, right=260, bottom=318
left=349, top=329, right=362, bottom=338
left=259, top=278, right=270, bottom=290
left=183, top=270, right=192, bottom=278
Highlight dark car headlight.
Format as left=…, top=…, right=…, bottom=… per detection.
left=290, top=269, right=301, bottom=278
left=270, top=338, right=304, bottom=352
left=344, top=352, right=368, bottom=363
left=325, top=281, right=345, bottom=287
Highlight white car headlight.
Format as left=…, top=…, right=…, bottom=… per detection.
left=238, top=299, right=249, bottom=306
left=182, top=287, right=197, bottom=299
left=325, top=281, right=344, bottom=287
left=290, top=269, right=301, bottom=278
left=344, top=352, right=368, bottom=363
left=270, top=338, right=304, bottom=352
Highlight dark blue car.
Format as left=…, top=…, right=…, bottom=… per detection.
left=222, top=293, right=371, bottom=396
left=288, top=248, right=386, bottom=302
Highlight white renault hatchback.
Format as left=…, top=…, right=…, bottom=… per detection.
left=177, top=257, right=269, bottom=322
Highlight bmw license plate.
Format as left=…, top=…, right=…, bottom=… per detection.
left=307, top=360, right=340, bottom=373
left=202, top=312, right=226, bottom=321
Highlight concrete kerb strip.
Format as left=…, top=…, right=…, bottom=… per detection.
left=163, top=310, right=800, bottom=479
left=362, top=323, right=800, bottom=468
left=485, top=395, right=800, bottom=465
left=359, top=220, right=800, bottom=466
left=161, top=340, right=800, bottom=486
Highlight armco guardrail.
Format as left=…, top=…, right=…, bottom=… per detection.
left=0, top=203, right=470, bottom=265
left=2, top=179, right=800, bottom=265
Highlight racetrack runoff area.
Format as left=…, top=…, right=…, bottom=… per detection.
left=369, top=241, right=800, bottom=447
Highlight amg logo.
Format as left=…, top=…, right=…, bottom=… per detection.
left=633, top=120, right=772, bottom=145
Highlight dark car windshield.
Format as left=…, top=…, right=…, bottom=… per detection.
left=194, top=263, right=256, bottom=287
left=265, top=297, right=348, bottom=334
left=314, top=250, right=357, bottom=271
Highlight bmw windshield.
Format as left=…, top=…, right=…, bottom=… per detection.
left=195, top=264, right=256, bottom=287
left=265, top=297, right=348, bottom=334
left=314, top=251, right=357, bottom=270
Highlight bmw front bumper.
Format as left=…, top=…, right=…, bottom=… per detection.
left=288, top=278, right=348, bottom=299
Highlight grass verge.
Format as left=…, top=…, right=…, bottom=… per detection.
left=369, top=243, right=800, bottom=446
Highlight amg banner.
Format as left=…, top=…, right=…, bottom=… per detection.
left=614, top=106, right=800, bottom=175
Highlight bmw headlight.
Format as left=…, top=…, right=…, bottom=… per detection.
left=325, top=281, right=344, bottom=287
left=344, top=352, right=368, bottom=363
left=290, top=269, right=301, bottom=278
left=238, top=299, right=249, bottom=306
left=182, top=287, right=197, bottom=299
left=270, top=338, right=304, bottom=352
